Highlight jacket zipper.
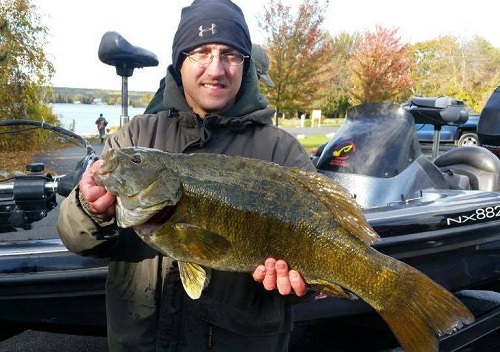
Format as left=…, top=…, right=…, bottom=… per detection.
left=207, top=324, right=214, bottom=349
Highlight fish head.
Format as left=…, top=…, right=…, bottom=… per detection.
left=94, top=147, right=182, bottom=227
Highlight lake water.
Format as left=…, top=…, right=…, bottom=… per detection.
left=51, top=103, right=146, bottom=136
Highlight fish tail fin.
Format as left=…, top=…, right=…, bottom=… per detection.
left=377, top=267, right=474, bottom=352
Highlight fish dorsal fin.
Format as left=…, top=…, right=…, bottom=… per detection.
left=178, top=261, right=212, bottom=299
left=288, top=169, right=380, bottom=245
left=173, top=223, right=232, bottom=261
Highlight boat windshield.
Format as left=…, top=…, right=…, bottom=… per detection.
left=316, top=103, right=421, bottom=178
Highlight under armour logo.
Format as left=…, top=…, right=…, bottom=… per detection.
left=199, top=23, right=217, bottom=37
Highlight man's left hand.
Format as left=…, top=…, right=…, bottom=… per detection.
left=252, top=258, right=307, bottom=296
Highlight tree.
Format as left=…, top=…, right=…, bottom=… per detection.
left=348, top=25, right=413, bottom=103
left=0, top=18, right=8, bottom=62
left=322, top=32, right=358, bottom=118
left=410, top=35, right=500, bottom=113
left=258, top=0, right=332, bottom=124
left=0, top=0, right=55, bottom=151
left=470, top=36, right=500, bottom=110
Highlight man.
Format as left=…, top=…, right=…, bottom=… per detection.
left=58, top=0, right=315, bottom=350
left=95, top=113, right=108, bottom=143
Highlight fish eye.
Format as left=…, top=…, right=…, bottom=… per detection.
left=131, top=154, right=142, bottom=164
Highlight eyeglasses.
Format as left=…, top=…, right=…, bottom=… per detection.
left=183, top=50, right=249, bottom=67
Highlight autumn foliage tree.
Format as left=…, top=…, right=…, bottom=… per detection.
left=410, top=35, right=500, bottom=113
left=258, top=0, right=332, bottom=123
left=0, top=0, right=56, bottom=151
left=349, top=25, right=413, bottom=103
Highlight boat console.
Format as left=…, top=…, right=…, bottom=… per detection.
left=316, top=103, right=445, bottom=207
left=315, top=101, right=500, bottom=207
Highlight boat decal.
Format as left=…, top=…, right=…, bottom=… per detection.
left=328, top=139, right=357, bottom=167
left=446, top=205, right=500, bottom=226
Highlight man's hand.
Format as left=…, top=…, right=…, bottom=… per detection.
left=79, top=160, right=116, bottom=216
left=252, top=258, right=307, bottom=296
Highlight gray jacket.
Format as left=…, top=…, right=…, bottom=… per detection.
left=57, top=64, right=316, bottom=351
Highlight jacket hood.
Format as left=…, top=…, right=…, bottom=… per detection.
left=163, top=63, right=271, bottom=118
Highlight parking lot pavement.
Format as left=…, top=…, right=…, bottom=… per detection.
left=1, top=325, right=498, bottom=351
left=32, top=142, right=104, bottom=175
left=0, top=330, right=108, bottom=351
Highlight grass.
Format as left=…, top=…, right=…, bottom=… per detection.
left=298, top=135, right=331, bottom=152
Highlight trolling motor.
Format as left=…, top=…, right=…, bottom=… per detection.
left=403, top=97, right=469, bottom=160
left=98, top=31, right=159, bottom=127
left=0, top=120, right=98, bottom=229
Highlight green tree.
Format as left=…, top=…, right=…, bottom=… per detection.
left=349, top=25, right=413, bottom=103
left=322, top=32, right=358, bottom=117
left=0, top=0, right=56, bottom=151
left=471, top=36, right=500, bottom=110
left=410, top=35, right=500, bottom=113
left=0, top=18, right=8, bottom=61
left=258, top=0, right=332, bottom=124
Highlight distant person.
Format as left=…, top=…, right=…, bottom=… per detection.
left=95, top=113, right=108, bottom=143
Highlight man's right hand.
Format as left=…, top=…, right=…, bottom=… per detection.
left=79, top=160, right=116, bottom=216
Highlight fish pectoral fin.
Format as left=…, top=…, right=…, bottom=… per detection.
left=178, top=261, right=212, bottom=299
left=309, top=279, right=357, bottom=300
left=174, top=223, right=231, bottom=261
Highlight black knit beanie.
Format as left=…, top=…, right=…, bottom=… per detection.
left=172, top=0, right=252, bottom=70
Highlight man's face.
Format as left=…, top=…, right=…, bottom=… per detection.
left=180, top=44, right=244, bottom=117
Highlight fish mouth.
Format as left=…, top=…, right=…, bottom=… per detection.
left=93, top=149, right=123, bottom=189
left=96, top=149, right=119, bottom=175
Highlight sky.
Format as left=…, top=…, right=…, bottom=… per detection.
left=35, top=0, right=500, bottom=92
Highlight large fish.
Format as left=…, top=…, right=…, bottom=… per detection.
left=94, top=147, right=474, bottom=352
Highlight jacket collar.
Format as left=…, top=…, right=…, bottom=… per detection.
left=163, top=108, right=274, bottom=133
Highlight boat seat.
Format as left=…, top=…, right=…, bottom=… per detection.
left=98, top=31, right=159, bottom=77
left=434, top=146, right=500, bottom=191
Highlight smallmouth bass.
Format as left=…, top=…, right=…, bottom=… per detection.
left=94, top=147, right=474, bottom=352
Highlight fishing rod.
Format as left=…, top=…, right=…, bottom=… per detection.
left=0, top=119, right=98, bottom=229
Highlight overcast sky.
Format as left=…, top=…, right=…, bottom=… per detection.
left=36, top=0, right=500, bottom=91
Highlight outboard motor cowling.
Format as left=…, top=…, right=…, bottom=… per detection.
left=478, top=86, right=500, bottom=157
